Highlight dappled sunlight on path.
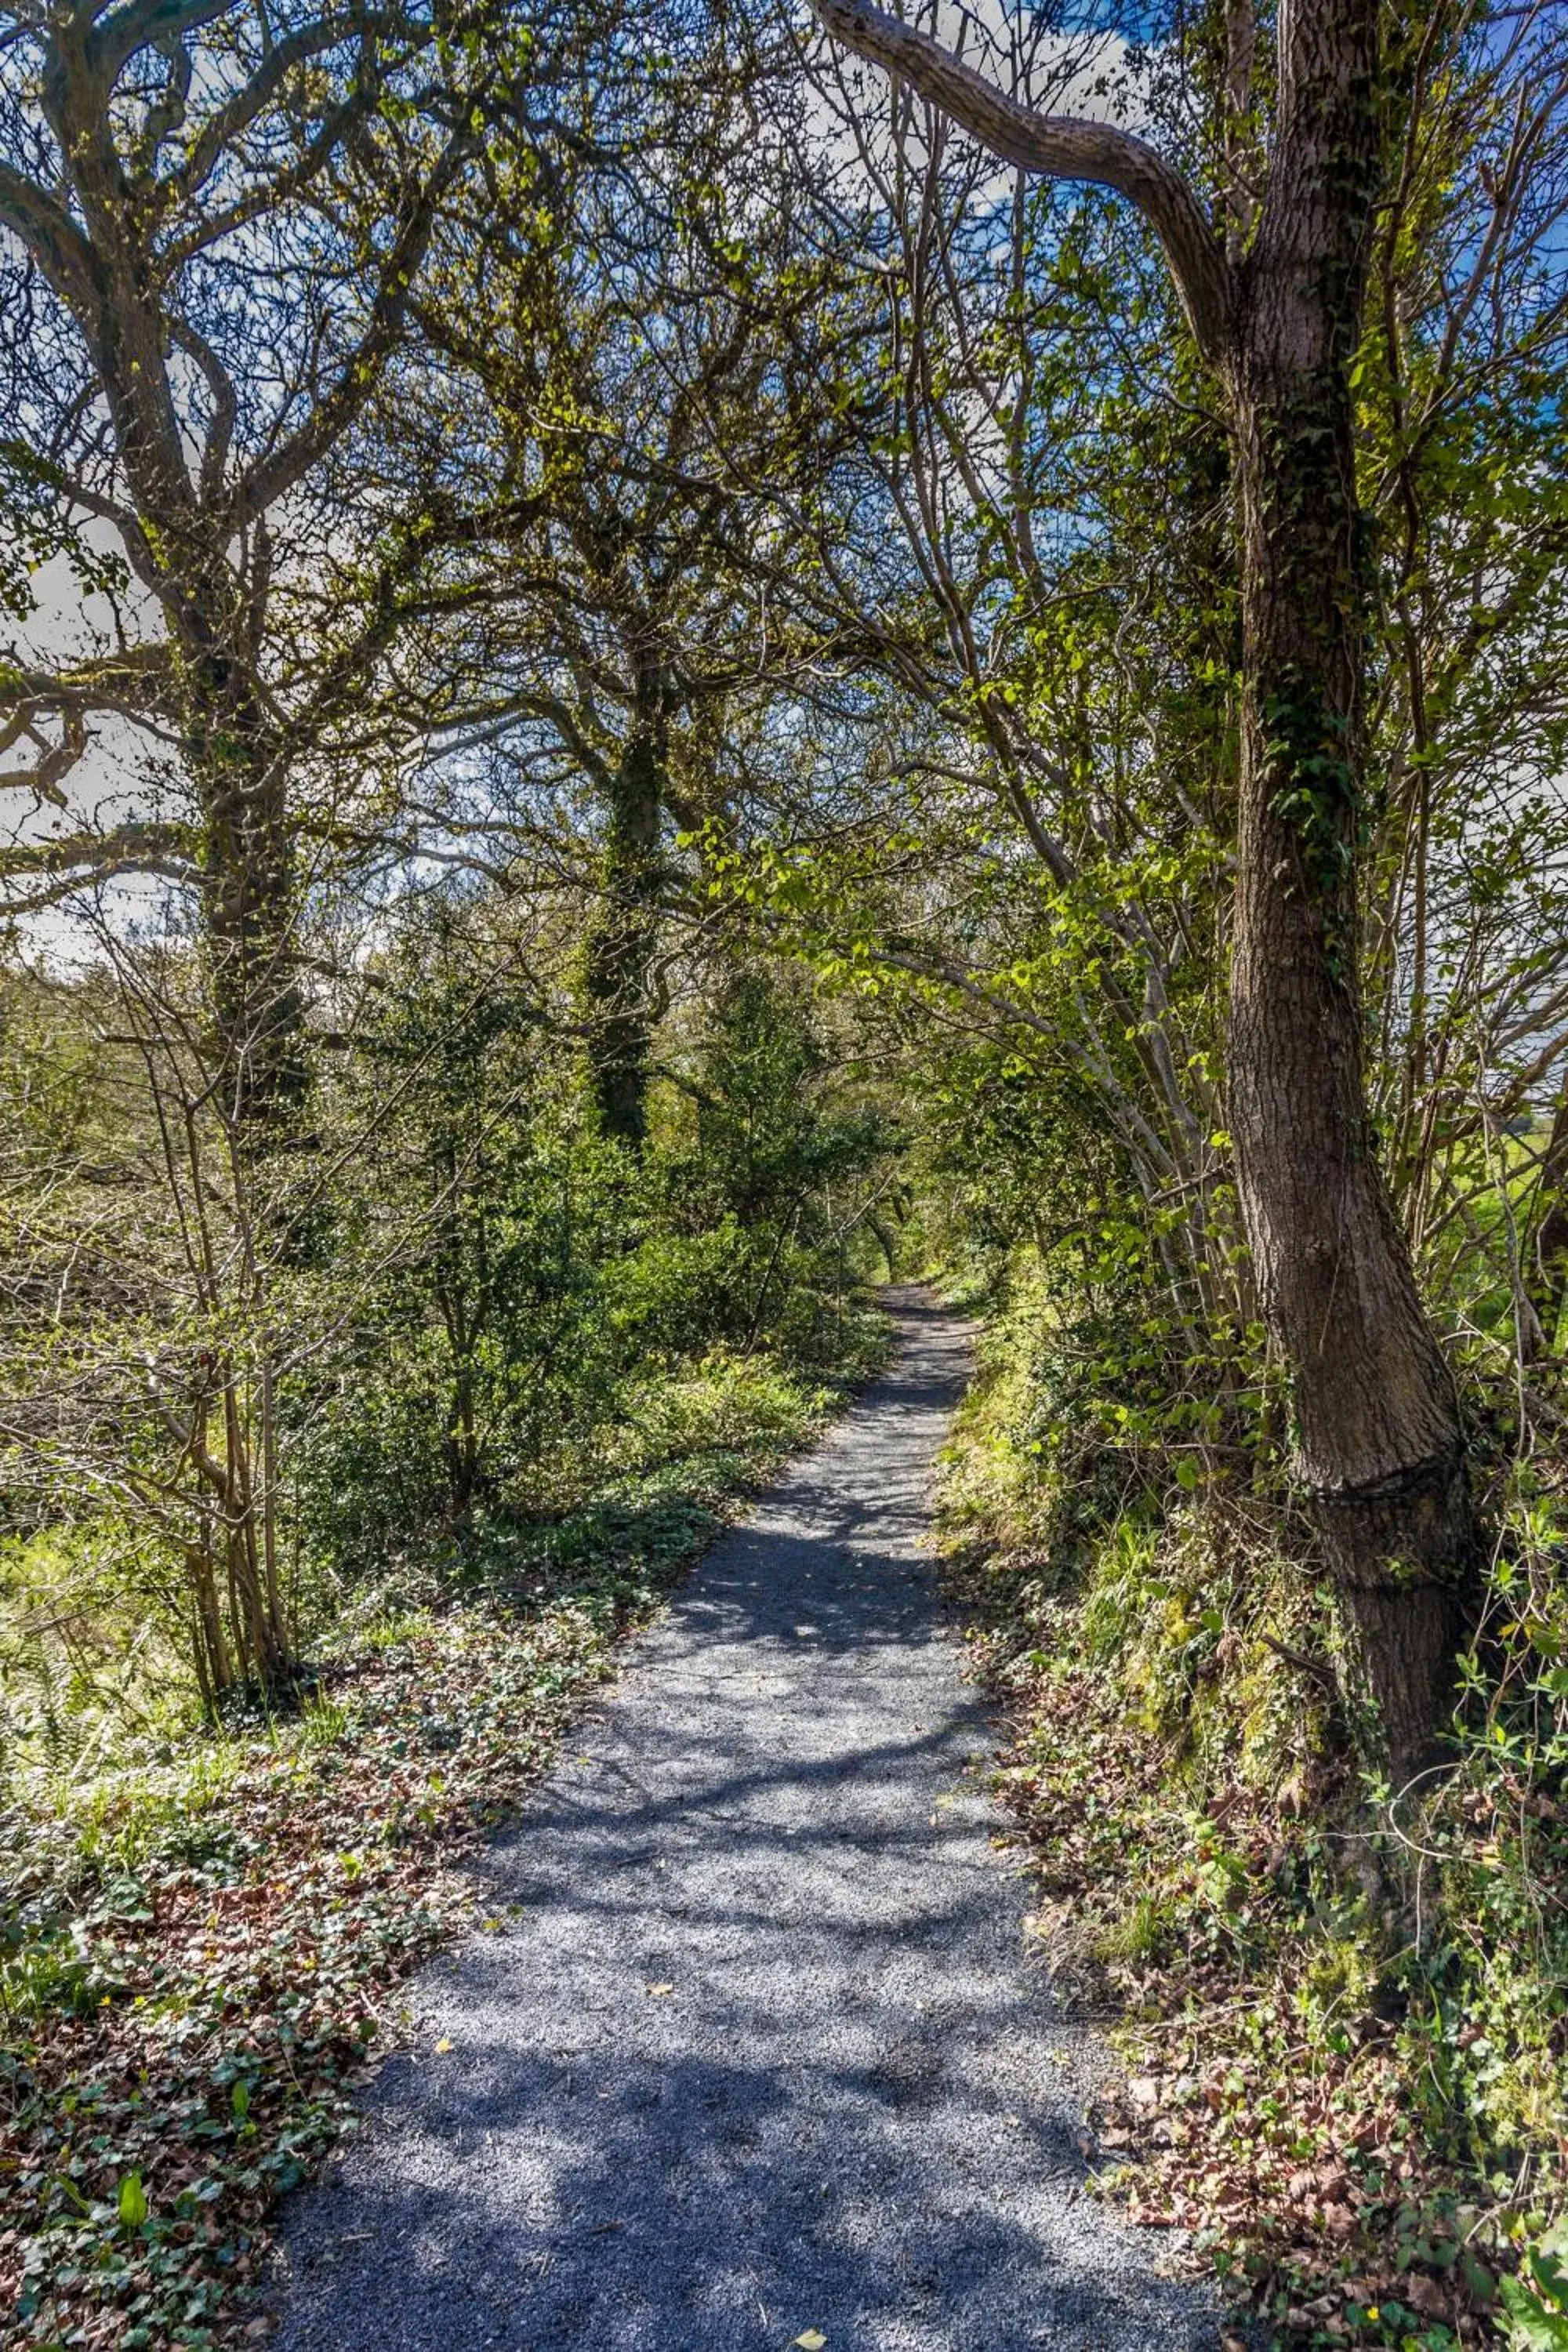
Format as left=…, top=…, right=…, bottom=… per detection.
left=271, top=1293, right=1216, bottom=2352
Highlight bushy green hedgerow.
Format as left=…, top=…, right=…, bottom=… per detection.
left=938, top=1257, right=1568, bottom=2352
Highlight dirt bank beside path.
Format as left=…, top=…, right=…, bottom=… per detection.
left=270, top=1289, right=1216, bottom=2352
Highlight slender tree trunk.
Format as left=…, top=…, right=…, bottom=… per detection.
left=186, top=1537, right=232, bottom=1714
left=223, top=1372, right=292, bottom=1690
left=583, top=720, right=663, bottom=1148
left=1228, top=0, right=1472, bottom=1779
left=1525, top=1083, right=1568, bottom=1357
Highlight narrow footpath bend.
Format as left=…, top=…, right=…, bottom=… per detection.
left=273, top=1291, right=1216, bottom=2352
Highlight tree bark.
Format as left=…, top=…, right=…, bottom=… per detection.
left=583, top=720, right=664, bottom=1148
left=1228, top=0, right=1474, bottom=1777
left=1525, top=1082, right=1568, bottom=1357
left=810, top=0, right=1477, bottom=1781
left=181, top=633, right=306, bottom=1133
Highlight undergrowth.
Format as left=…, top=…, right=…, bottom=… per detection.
left=937, top=1269, right=1568, bottom=2352
left=0, top=1326, right=887, bottom=2350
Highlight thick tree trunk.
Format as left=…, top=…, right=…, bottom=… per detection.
left=1228, top=0, right=1473, bottom=1781
left=180, top=594, right=307, bottom=1138
left=805, top=0, right=1479, bottom=1779
left=198, top=737, right=306, bottom=1136
left=583, top=724, right=662, bottom=1149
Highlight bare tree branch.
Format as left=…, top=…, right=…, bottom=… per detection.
left=0, top=158, right=96, bottom=302
left=0, top=817, right=200, bottom=895
left=230, top=129, right=472, bottom=525
left=810, top=0, right=1233, bottom=366
left=172, top=12, right=392, bottom=198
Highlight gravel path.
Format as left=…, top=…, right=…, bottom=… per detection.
left=272, top=1290, right=1215, bottom=2352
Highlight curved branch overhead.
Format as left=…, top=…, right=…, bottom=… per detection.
left=811, top=0, right=1233, bottom=367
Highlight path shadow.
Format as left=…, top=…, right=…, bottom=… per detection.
left=271, top=1290, right=1218, bottom=2352
left=280, top=2039, right=1208, bottom=2352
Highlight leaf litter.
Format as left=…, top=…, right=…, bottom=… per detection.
left=966, top=1595, right=1547, bottom=2352
left=0, top=1459, right=832, bottom=2350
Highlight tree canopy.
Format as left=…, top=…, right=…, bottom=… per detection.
left=3, top=0, right=1568, bottom=2341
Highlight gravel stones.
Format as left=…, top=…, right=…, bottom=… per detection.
left=270, top=1290, right=1217, bottom=2352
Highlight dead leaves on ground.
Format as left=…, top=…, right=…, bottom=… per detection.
left=0, top=1599, right=633, bottom=2348
left=971, top=1610, right=1533, bottom=2352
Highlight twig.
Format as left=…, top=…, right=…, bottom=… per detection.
left=1258, top=1631, right=1338, bottom=1693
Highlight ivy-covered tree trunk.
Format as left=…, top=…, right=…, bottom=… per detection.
left=583, top=718, right=663, bottom=1148
left=1227, top=0, right=1473, bottom=1779
left=183, top=644, right=305, bottom=1136
left=809, top=0, right=1478, bottom=1780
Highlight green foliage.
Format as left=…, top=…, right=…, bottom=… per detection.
left=941, top=1247, right=1568, bottom=2347
left=282, top=939, right=892, bottom=1592
left=0, top=0, right=1566, bottom=2341
left=0, top=1296, right=870, bottom=2346
left=1501, top=2228, right=1568, bottom=2352
left=0, top=916, right=895, bottom=1773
